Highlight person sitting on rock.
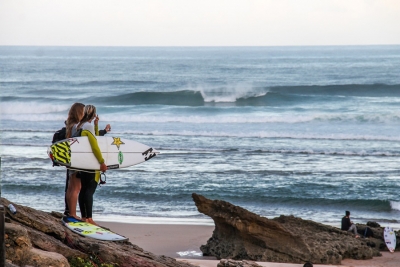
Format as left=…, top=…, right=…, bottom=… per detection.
left=341, top=210, right=360, bottom=238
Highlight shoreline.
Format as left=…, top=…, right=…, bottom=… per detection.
left=98, top=220, right=400, bottom=267
left=95, top=214, right=400, bottom=230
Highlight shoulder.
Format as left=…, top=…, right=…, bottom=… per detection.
left=82, top=123, right=95, bottom=132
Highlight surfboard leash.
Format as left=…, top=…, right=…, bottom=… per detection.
left=99, top=172, right=106, bottom=185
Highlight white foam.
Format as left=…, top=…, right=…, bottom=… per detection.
left=390, top=201, right=400, bottom=211
left=196, top=83, right=268, bottom=103
left=97, top=111, right=400, bottom=125
left=176, top=251, right=203, bottom=257
left=0, top=102, right=69, bottom=115
left=123, top=129, right=400, bottom=142
left=0, top=113, right=66, bottom=122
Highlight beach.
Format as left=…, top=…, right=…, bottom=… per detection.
left=2, top=46, right=400, bottom=266
left=99, top=220, right=399, bottom=267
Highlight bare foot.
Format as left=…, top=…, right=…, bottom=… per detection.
left=87, top=218, right=98, bottom=226
left=355, top=235, right=360, bottom=238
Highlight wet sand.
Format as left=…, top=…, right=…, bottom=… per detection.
left=99, top=221, right=399, bottom=267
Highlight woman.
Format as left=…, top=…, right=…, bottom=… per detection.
left=63, top=102, right=85, bottom=216
left=68, top=105, right=108, bottom=223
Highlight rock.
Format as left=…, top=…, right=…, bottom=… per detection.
left=355, top=223, right=400, bottom=252
left=367, top=221, right=381, bottom=228
left=1, top=198, right=197, bottom=267
left=5, top=223, right=69, bottom=266
left=5, top=260, right=20, bottom=267
left=192, top=193, right=382, bottom=264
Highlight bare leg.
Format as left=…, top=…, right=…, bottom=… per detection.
left=66, top=172, right=81, bottom=219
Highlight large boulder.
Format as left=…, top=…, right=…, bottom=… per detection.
left=5, top=223, right=69, bottom=267
left=192, top=193, right=382, bottom=264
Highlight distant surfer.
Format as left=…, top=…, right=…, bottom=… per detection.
left=341, top=210, right=360, bottom=238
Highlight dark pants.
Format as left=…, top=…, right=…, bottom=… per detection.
left=77, top=171, right=98, bottom=218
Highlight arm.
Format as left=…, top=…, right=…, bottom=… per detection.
left=99, top=124, right=111, bottom=136
left=94, top=115, right=110, bottom=136
left=94, top=124, right=100, bottom=136
left=81, top=130, right=107, bottom=172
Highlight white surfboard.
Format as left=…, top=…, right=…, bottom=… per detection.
left=49, top=136, right=158, bottom=170
left=62, top=216, right=128, bottom=241
left=384, top=226, right=396, bottom=253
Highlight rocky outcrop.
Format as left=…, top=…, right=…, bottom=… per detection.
left=192, top=193, right=384, bottom=265
left=1, top=198, right=197, bottom=267
left=5, top=223, right=70, bottom=267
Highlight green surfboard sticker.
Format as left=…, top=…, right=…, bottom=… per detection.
left=118, top=151, right=124, bottom=164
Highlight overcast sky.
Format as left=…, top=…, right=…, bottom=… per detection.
left=1, top=0, right=399, bottom=46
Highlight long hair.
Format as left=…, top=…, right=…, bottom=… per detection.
left=77, top=104, right=97, bottom=129
left=66, top=103, right=85, bottom=138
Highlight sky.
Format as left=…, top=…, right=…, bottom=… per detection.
left=0, top=0, right=399, bottom=46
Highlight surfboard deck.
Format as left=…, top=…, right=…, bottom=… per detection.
left=383, top=226, right=396, bottom=253
left=62, top=216, right=128, bottom=241
left=49, top=136, right=158, bottom=170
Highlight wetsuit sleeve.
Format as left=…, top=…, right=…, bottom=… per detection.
left=94, top=124, right=100, bottom=136
left=95, top=171, right=100, bottom=183
left=81, top=130, right=105, bottom=164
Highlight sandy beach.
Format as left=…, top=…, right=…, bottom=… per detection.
left=99, top=221, right=399, bottom=267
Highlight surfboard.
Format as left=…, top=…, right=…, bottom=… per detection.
left=383, top=226, right=396, bottom=253
left=62, top=216, right=128, bottom=241
left=49, top=136, right=158, bottom=171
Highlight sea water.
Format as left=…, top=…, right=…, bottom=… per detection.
left=1, top=46, right=400, bottom=228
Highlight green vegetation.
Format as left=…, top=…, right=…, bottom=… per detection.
left=68, top=257, right=118, bottom=267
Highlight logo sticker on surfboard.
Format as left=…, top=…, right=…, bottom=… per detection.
left=118, top=151, right=124, bottom=164
left=111, top=137, right=125, bottom=150
left=51, top=141, right=71, bottom=165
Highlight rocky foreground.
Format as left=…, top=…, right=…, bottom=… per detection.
left=193, top=193, right=398, bottom=265
left=1, top=197, right=197, bottom=267
left=3, top=194, right=399, bottom=267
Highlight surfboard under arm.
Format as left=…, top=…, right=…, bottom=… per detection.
left=49, top=136, right=159, bottom=170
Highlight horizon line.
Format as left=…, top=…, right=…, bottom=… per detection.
left=0, top=44, right=399, bottom=48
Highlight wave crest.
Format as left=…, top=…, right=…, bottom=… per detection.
left=93, top=83, right=400, bottom=106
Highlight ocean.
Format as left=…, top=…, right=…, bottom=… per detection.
left=1, top=45, right=400, bottom=228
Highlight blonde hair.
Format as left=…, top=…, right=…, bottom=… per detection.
left=66, top=103, right=85, bottom=138
left=77, top=104, right=97, bottom=129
